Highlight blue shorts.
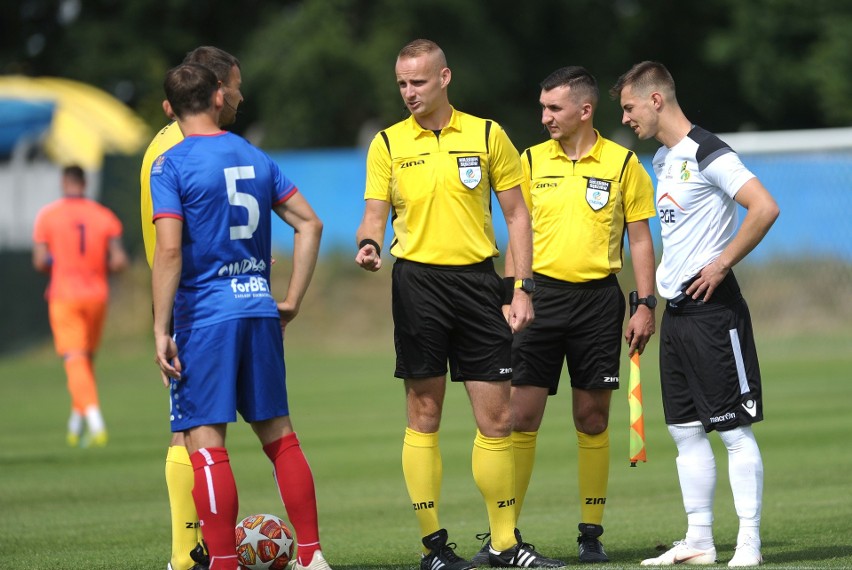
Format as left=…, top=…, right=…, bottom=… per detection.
left=170, top=317, right=289, bottom=432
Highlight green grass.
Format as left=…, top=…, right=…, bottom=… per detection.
left=1, top=331, right=851, bottom=569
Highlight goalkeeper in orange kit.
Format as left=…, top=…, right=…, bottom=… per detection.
left=32, top=164, right=129, bottom=448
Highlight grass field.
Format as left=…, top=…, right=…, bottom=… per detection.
left=2, top=258, right=851, bottom=569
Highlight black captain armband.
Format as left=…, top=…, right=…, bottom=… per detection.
left=359, top=238, right=381, bottom=256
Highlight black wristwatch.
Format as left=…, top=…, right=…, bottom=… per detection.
left=514, top=278, right=536, bottom=294
left=636, top=294, right=657, bottom=309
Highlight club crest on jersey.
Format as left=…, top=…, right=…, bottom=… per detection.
left=585, top=177, right=611, bottom=211
left=457, top=156, right=482, bottom=189
left=680, top=160, right=691, bottom=181
left=151, top=155, right=167, bottom=176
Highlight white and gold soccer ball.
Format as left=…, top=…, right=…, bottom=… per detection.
left=235, top=513, right=295, bottom=570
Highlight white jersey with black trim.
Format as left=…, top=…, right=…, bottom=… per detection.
left=653, top=126, right=756, bottom=300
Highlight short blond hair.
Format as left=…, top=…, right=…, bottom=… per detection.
left=398, top=39, right=447, bottom=68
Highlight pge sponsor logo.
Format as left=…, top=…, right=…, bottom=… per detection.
left=218, top=257, right=267, bottom=277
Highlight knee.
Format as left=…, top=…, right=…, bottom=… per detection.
left=512, top=408, right=542, bottom=432
left=478, top=407, right=512, bottom=438
left=407, top=402, right=442, bottom=433
left=574, top=410, right=609, bottom=435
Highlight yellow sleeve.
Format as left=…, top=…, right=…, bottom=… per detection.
left=622, top=153, right=657, bottom=223
left=519, top=148, right=534, bottom=213
left=364, top=132, right=392, bottom=202
left=487, top=122, right=524, bottom=192
left=140, top=123, right=183, bottom=268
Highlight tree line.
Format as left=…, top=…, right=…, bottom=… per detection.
left=2, top=0, right=850, bottom=153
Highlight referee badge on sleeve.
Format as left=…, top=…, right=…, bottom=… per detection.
left=585, top=177, right=611, bottom=211
left=457, top=156, right=482, bottom=189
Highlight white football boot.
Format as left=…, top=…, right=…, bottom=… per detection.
left=641, top=540, right=717, bottom=565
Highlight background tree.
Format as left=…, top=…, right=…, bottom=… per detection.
left=1, top=0, right=849, bottom=152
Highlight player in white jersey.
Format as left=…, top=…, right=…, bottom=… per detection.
left=611, top=62, right=779, bottom=568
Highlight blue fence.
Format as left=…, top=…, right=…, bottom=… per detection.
left=269, top=149, right=852, bottom=261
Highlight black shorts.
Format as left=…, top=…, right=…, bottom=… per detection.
left=391, top=258, right=512, bottom=382
left=512, top=273, right=625, bottom=395
left=660, top=272, right=763, bottom=432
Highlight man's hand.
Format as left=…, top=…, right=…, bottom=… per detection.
left=154, top=333, right=181, bottom=387
left=507, top=289, right=534, bottom=333
left=277, top=299, right=300, bottom=333
left=625, top=305, right=656, bottom=355
left=355, top=243, right=382, bottom=272
left=686, top=260, right=729, bottom=302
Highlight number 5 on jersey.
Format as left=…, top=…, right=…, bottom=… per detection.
left=225, top=166, right=258, bottom=239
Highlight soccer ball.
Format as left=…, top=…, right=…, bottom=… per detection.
left=235, top=513, right=295, bottom=570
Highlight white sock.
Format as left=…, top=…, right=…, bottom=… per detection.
left=718, top=426, right=763, bottom=547
left=84, top=405, right=106, bottom=434
left=669, top=422, right=716, bottom=550
left=68, top=410, right=84, bottom=435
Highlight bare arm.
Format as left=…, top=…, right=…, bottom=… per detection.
left=624, top=218, right=657, bottom=355
left=108, top=237, right=129, bottom=273
left=687, top=178, right=780, bottom=301
left=273, top=192, right=323, bottom=326
left=355, top=198, right=390, bottom=272
left=496, top=186, right=534, bottom=332
left=32, top=243, right=51, bottom=273
left=151, top=217, right=183, bottom=386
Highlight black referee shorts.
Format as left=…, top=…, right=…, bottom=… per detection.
left=660, top=272, right=764, bottom=432
left=512, top=273, right=625, bottom=395
left=391, top=258, right=513, bottom=382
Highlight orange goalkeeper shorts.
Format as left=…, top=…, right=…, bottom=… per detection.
left=48, top=299, right=107, bottom=355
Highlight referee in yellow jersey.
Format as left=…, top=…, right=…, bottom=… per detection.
left=355, top=39, right=564, bottom=570
left=496, top=66, right=657, bottom=564
left=139, top=46, right=243, bottom=570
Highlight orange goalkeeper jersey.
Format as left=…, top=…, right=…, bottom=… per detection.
left=33, top=197, right=123, bottom=302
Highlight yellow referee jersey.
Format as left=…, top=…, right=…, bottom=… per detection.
left=364, top=108, right=524, bottom=265
left=521, top=131, right=656, bottom=282
left=139, top=122, right=183, bottom=267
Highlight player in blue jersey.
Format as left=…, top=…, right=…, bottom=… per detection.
left=150, top=62, right=332, bottom=570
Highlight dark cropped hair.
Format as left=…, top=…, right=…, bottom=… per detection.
left=609, top=60, right=676, bottom=100
left=540, top=66, right=599, bottom=105
left=183, top=46, right=240, bottom=83
left=62, top=164, right=85, bottom=184
left=164, top=63, right=219, bottom=119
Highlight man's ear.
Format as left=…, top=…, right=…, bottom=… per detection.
left=440, top=67, right=452, bottom=89
left=162, top=99, right=176, bottom=120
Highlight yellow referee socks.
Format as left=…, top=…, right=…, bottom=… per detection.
left=472, top=430, right=516, bottom=551
left=511, top=430, right=538, bottom=522
left=577, top=429, right=610, bottom=525
left=165, top=445, right=201, bottom=570
left=402, top=428, right=442, bottom=551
